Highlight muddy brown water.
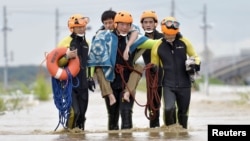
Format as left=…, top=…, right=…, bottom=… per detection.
left=1, top=86, right=250, bottom=141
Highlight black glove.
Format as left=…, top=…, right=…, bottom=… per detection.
left=150, top=64, right=158, bottom=74
left=187, top=64, right=200, bottom=74
left=87, top=77, right=95, bottom=92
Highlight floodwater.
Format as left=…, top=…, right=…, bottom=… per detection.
left=1, top=85, right=250, bottom=141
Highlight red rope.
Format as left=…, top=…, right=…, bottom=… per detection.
left=144, top=63, right=161, bottom=120
left=116, top=49, right=160, bottom=120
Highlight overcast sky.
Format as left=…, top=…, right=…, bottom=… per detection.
left=0, top=0, right=249, bottom=66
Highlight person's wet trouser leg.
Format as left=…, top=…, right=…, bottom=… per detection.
left=120, top=91, right=134, bottom=129
left=66, top=90, right=80, bottom=129
left=121, top=109, right=132, bottom=129
left=149, top=86, right=162, bottom=128
left=176, top=87, right=191, bottom=129
left=76, top=89, right=89, bottom=130
left=105, top=96, right=119, bottom=130
left=163, top=87, right=177, bottom=126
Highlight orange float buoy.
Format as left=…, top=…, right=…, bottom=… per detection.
left=46, top=47, right=80, bottom=80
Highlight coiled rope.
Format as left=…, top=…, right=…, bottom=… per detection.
left=116, top=49, right=160, bottom=120
left=51, top=68, right=79, bottom=131
left=144, top=63, right=161, bottom=120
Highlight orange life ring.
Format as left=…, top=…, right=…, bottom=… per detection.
left=46, top=47, right=80, bottom=80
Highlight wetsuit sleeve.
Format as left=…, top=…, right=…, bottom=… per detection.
left=57, top=37, right=71, bottom=67
left=150, top=40, right=162, bottom=66
left=137, top=39, right=159, bottom=49
left=86, top=39, right=91, bottom=52
left=89, top=67, right=95, bottom=77
left=180, top=37, right=201, bottom=65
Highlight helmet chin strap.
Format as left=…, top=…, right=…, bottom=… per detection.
left=119, top=33, right=128, bottom=36
left=116, top=30, right=128, bottom=37
left=166, top=38, right=175, bottom=43
left=145, top=30, right=153, bottom=33
left=77, top=33, right=85, bottom=37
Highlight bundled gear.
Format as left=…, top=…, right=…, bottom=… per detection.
left=185, top=57, right=200, bottom=83
left=145, top=63, right=161, bottom=121
left=52, top=68, right=74, bottom=131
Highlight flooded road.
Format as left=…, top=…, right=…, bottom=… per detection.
left=1, top=85, right=250, bottom=141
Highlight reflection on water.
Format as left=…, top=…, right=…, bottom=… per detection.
left=1, top=89, right=250, bottom=141
left=48, top=124, right=197, bottom=141
left=50, top=131, right=192, bottom=141
left=0, top=131, right=204, bottom=141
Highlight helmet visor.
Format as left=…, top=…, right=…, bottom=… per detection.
left=163, top=20, right=180, bottom=29
left=76, top=17, right=89, bottom=25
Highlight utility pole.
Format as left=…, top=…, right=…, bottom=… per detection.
left=2, top=6, right=11, bottom=91
left=170, top=0, right=175, bottom=17
left=201, top=4, right=211, bottom=96
left=55, top=8, right=59, bottom=46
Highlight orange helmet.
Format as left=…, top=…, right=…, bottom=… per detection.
left=114, top=11, right=133, bottom=24
left=140, top=10, right=158, bottom=23
left=68, top=14, right=89, bottom=32
left=161, top=16, right=180, bottom=35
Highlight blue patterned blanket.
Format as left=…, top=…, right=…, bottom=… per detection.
left=87, top=30, right=147, bottom=82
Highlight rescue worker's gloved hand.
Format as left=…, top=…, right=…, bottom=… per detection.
left=150, top=64, right=158, bottom=74
left=187, top=64, right=200, bottom=74
left=187, top=64, right=196, bottom=74
left=185, top=57, right=198, bottom=73
left=186, top=57, right=200, bottom=83
left=65, top=48, right=77, bottom=59
left=87, top=77, right=95, bottom=92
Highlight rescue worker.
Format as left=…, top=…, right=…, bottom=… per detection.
left=57, top=14, right=95, bottom=130
left=140, top=10, right=164, bottom=128
left=93, top=9, right=140, bottom=130
left=150, top=16, right=201, bottom=129
left=88, top=11, right=155, bottom=130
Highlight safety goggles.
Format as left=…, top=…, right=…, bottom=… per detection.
left=162, top=20, right=180, bottom=29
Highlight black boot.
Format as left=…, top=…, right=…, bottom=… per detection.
left=150, top=86, right=162, bottom=128
left=150, top=110, right=160, bottom=128
left=108, top=112, right=119, bottom=130
left=164, top=108, right=176, bottom=126
left=178, top=114, right=188, bottom=129
left=121, top=110, right=132, bottom=129
left=77, top=117, right=86, bottom=130
left=105, top=97, right=119, bottom=130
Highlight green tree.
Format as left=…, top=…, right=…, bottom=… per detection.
left=33, top=73, right=52, bottom=101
